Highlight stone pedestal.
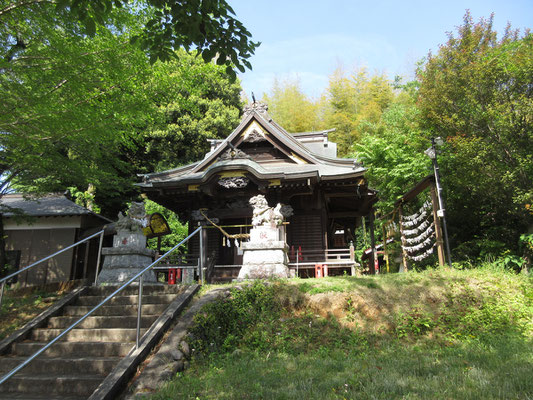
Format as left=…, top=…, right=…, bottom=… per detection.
left=237, top=226, right=289, bottom=280
left=96, top=231, right=157, bottom=285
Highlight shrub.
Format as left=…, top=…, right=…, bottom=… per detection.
left=395, top=307, right=435, bottom=338
left=188, top=282, right=278, bottom=355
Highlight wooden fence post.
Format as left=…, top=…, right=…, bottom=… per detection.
left=369, top=210, right=377, bottom=274
left=349, top=243, right=356, bottom=276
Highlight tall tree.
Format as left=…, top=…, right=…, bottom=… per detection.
left=0, top=0, right=251, bottom=209
left=354, top=99, right=430, bottom=214
left=323, top=67, right=359, bottom=155
left=137, top=49, right=243, bottom=172
left=324, top=66, right=394, bottom=156
left=1, top=0, right=259, bottom=77
left=262, top=77, right=324, bottom=133
left=0, top=0, right=253, bottom=273
left=417, top=12, right=533, bottom=258
left=0, top=4, right=153, bottom=202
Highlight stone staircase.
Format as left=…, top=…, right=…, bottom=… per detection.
left=210, top=265, right=241, bottom=283
left=0, top=285, right=186, bottom=399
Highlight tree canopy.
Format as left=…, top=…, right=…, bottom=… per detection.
left=1, top=4, right=150, bottom=198
left=354, top=101, right=430, bottom=214
left=138, top=49, right=243, bottom=172
left=0, top=0, right=249, bottom=217
left=1, top=0, right=258, bottom=77
left=324, top=67, right=394, bottom=156
left=262, top=77, right=323, bottom=133
left=416, top=13, right=532, bottom=259
left=264, top=67, right=395, bottom=156
left=263, top=13, right=532, bottom=264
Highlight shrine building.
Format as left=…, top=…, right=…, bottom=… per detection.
left=138, top=102, right=377, bottom=279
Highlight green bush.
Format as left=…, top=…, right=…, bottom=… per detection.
left=395, top=307, right=435, bottom=338
left=188, top=281, right=364, bottom=357
left=189, top=282, right=278, bottom=355
left=438, top=282, right=530, bottom=340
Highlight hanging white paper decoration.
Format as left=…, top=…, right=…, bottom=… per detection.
left=402, top=236, right=434, bottom=254
left=401, top=208, right=429, bottom=227
left=406, top=244, right=435, bottom=261
left=402, top=225, right=434, bottom=245
left=403, top=219, right=431, bottom=236
left=401, top=201, right=431, bottom=222
left=400, top=198, right=436, bottom=262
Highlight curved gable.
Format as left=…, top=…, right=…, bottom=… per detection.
left=192, top=103, right=319, bottom=173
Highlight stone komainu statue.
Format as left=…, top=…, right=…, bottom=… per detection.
left=249, top=195, right=293, bottom=227
left=116, top=202, right=148, bottom=233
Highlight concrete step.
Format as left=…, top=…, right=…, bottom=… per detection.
left=75, top=293, right=178, bottom=306
left=47, top=314, right=158, bottom=329
left=211, top=276, right=235, bottom=283
left=211, top=266, right=241, bottom=282
left=11, top=341, right=133, bottom=357
left=1, top=374, right=102, bottom=396
left=0, top=356, right=121, bottom=375
left=31, top=328, right=146, bottom=342
left=0, top=284, right=191, bottom=399
left=85, top=284, right=184, bottom=297
left=63, top=303, right=167, bottom=316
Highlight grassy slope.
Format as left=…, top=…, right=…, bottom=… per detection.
left=152, top=267, right=532, bottom=399
left=0, top=288, right=64, bottom=340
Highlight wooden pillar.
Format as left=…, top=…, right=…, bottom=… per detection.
left=430, top=184, right=446, bottom=267
left=382, top=225, right=389, bottom=273
left=369, top=210, right=377, bottom=274
left=398, top=204, right=409, bottom=272
left=82, top=241, right=90, bottom=280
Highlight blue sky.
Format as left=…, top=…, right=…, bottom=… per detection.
left=231, top=0, right=532, bottom=99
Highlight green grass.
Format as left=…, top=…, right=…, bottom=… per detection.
left=149, top=266, right=532, bottom=399
left=0, top=288, right=64, bottom=340
left=154, top=338, right=532, bottom=399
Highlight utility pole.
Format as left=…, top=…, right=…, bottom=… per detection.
left=425, top=138, right=453, bottom=268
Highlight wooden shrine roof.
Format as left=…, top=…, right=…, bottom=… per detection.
left=138, top=102, right=366, bottom=190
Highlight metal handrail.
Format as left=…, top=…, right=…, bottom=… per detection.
left=0, top=226, right=203, bottom=386
left=0, top=229, right=106, bottom=310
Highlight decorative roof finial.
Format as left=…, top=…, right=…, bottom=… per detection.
left=251, top=91, right=256, bottom=103
left=243, top=100, right=268, bottom=116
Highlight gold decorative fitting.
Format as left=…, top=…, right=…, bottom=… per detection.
left=218, top=170, right=246, bottom=178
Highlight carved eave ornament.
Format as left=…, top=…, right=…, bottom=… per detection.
left=218, top=176, right=250, bottom=189
left=243, top=120, right=267, bottom=143
left=219, top=148, right=250, bottom=160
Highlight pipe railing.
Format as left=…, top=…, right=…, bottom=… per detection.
left=0, top=229, right=106, bottom=310
left=0, top=226, right=203, bottom=386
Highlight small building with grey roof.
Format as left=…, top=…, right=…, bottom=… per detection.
left=1, top=193, right=111, bottom=285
